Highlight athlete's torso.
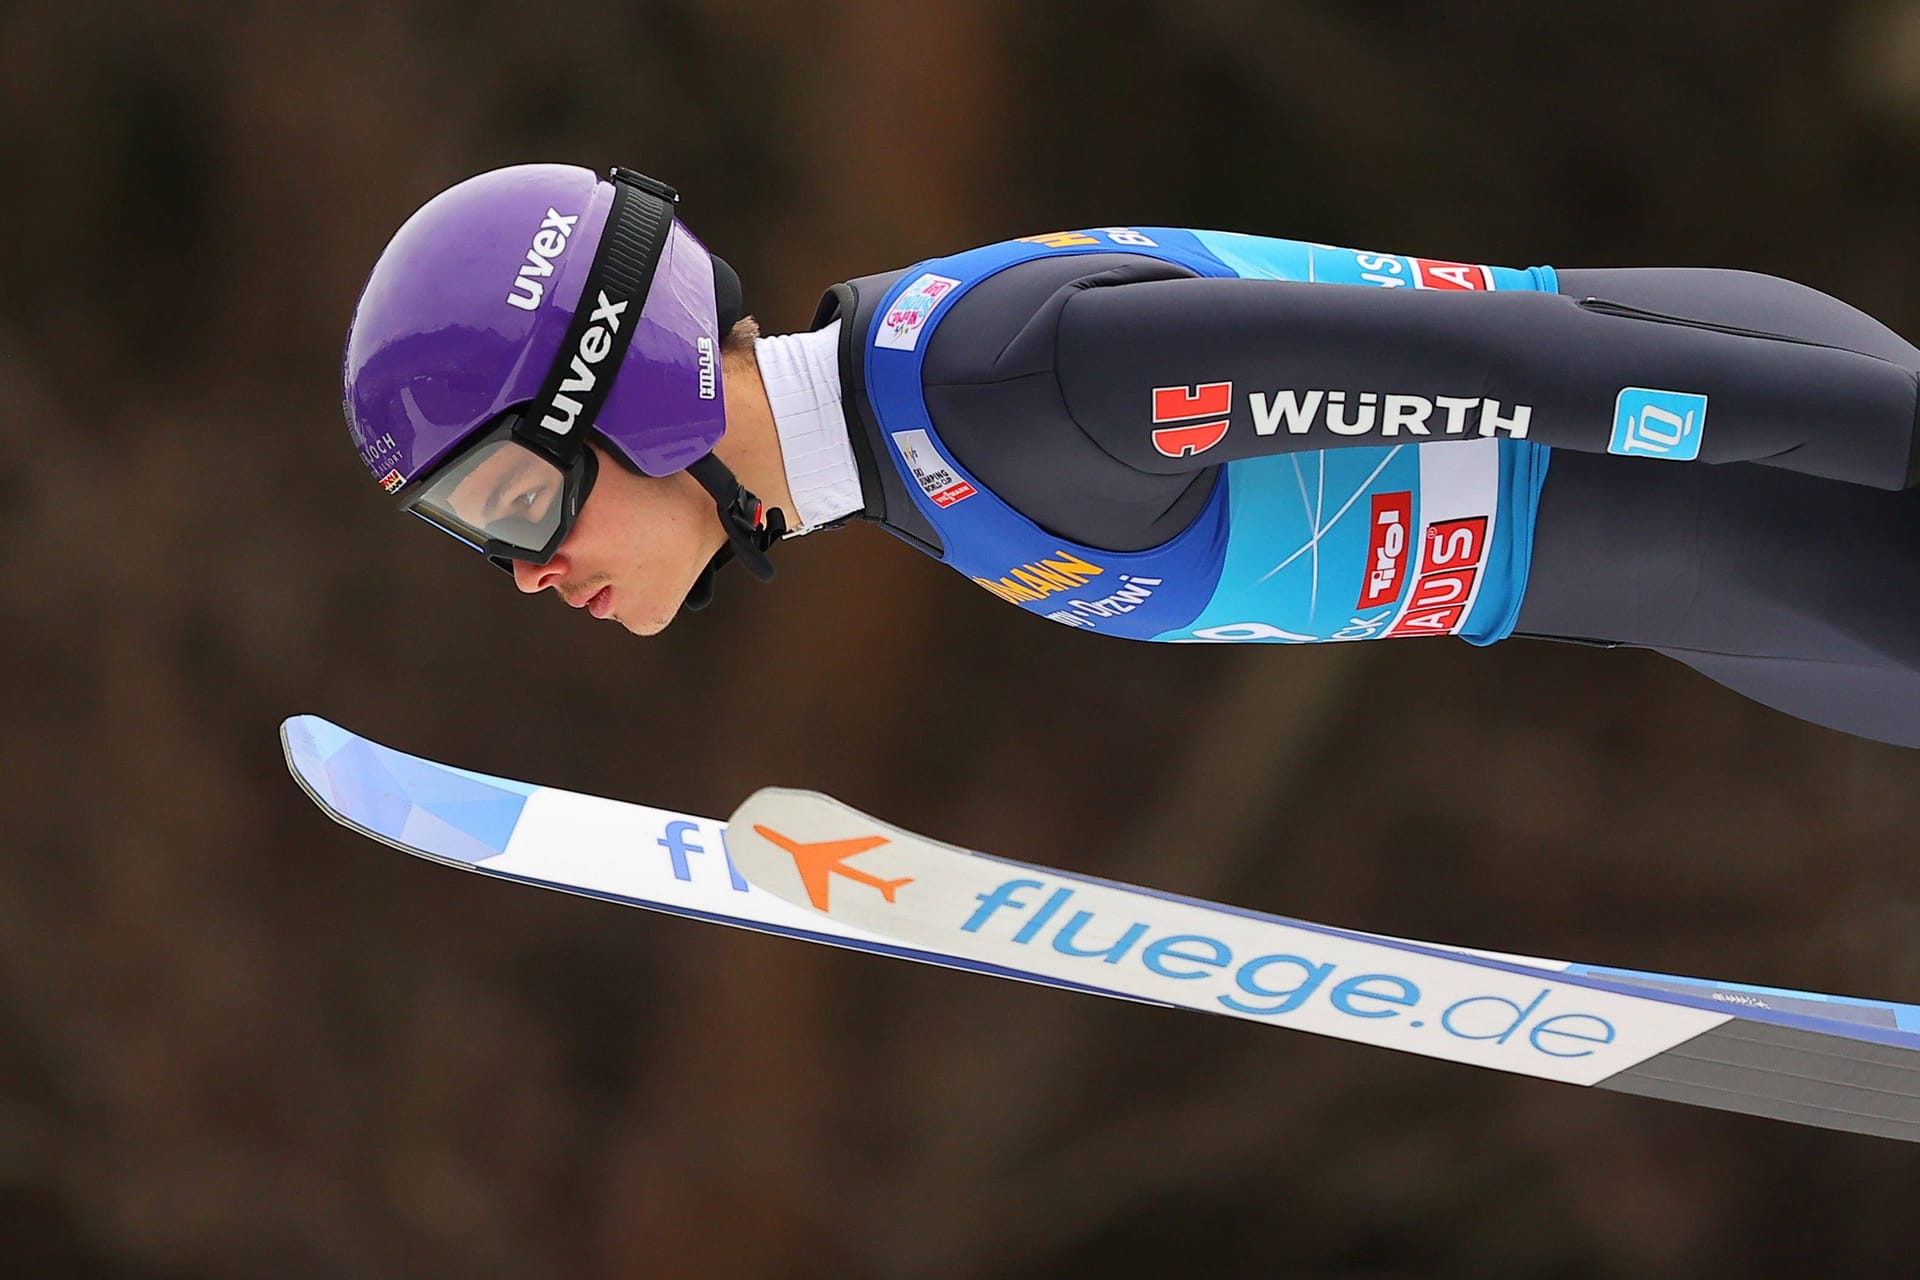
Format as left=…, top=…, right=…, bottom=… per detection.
left=816, top=228, right=1555, bottom=644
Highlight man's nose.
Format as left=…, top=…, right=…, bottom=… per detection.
left=512, top=556, right=566, bottom=594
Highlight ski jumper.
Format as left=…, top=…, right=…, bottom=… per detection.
left=810, top=230, right=1920, bottom=745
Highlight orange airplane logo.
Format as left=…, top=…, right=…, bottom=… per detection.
left=752, top=825, right=913, bottom=911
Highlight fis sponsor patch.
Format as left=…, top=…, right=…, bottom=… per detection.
left=891, top=429, right=976, bottom=507
left=1610, top=387, right=1708, bottom=460
left=875, top=273, right=961, bottom=352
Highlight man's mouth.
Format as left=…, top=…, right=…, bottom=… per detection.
left=586, top=585, right=614, bottom=620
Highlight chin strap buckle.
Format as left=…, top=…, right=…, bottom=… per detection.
left=681, top=453, right=787, bottom=611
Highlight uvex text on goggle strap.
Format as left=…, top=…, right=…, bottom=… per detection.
left=402, top=167, right=785, bottom=599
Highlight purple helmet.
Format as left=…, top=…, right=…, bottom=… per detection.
left=342, top=164, right=768, bottom=580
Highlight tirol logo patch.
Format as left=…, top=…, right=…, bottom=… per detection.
left=1610, top=388, right=1707, bottom=460
left=1152, top=382, right=1233, bottom=458
left=378, top=468, right=405, bottom=494
left=875, top=273, right=961, bottom=352
left=505, top=207, right=580, bottom=312
left=891, top=429, right=976, bottom=507
left=1358, top=491, right=1412, bottom=608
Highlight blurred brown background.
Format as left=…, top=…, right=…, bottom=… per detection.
left=7, top=1, right=1920, bottom=1276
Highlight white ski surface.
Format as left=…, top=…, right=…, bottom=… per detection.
left=726, top=789, right=1721, bottom=1087
left=283, top=715, right=1920, bottom=1140
left=279, top=714, right=1161, bottom=1004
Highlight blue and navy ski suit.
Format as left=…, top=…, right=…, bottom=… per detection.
left=809, top=228, right=1920, bottom=746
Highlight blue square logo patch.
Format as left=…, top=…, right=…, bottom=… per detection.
left=1610, top=387, right=1708, bottom=460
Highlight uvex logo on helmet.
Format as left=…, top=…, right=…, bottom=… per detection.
left=505, top=208, right=580, bottom=312
left=539, top=291, right=631, bottom=435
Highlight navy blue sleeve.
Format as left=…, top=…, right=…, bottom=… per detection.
left=1049, top=275, right=1920, bottom=490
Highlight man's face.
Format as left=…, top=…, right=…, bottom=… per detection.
left=507, top=443, right=725, bottom=635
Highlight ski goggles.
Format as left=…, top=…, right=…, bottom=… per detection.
left=403, top=167, right=679, bottom=571
left=403, top=412, right=599, bottom=569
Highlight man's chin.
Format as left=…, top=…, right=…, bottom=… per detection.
left=615, top=556, right=722, bottom=636
left=615, top=591, right=680, bottom=636
left=619, top=612, right=673, bottom=637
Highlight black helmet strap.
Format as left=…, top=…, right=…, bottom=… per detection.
left=679, top=452, right=786, bottom=612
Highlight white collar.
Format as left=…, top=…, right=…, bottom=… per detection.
left=752, top=322, right=862, bottom=535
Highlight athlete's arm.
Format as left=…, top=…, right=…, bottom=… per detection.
left=1051, top=274, right=1920, bottom=489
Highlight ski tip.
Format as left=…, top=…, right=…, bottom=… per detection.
left=280, top=714, right=346, bottom=774
left=279, top=714, right=312, bottom=756
left=281, top=714, right=336, bottom=811
left=279, top=715, right=369, bottom=817
left=279, top=713, right=348, bottom=751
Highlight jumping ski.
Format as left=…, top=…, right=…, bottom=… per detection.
left=282, top=714, right=1920, bottom=1142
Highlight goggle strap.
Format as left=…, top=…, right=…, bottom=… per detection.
left=516, top=170, right=678, bottom=465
